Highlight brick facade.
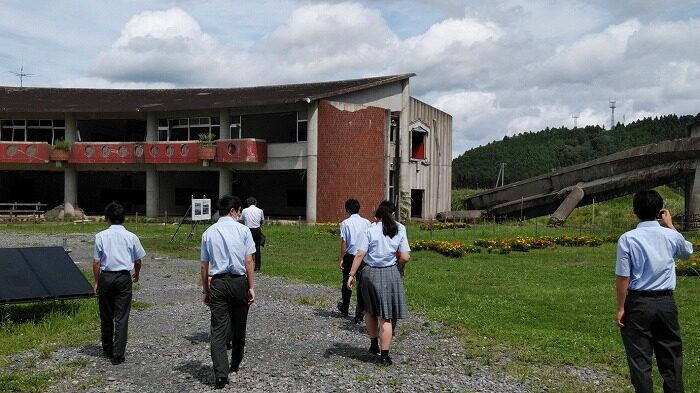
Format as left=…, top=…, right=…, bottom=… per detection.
left=316, top=100, right=386, bottom=222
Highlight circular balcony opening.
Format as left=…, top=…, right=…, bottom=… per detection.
left=227, top=143, right=237, bottom=155
left=135, top=145, right=144, bottom=158
left=180, top=144, right=189, bottom=156
left=150, top=145, right=160, bottom=156
left=166, top=145, right=174, bottom=157
left=102, top=146, right=111, bottom=157
left=85, top=146, right=95, bottom=157
left=26, top=145, right=36, bottom=156
left=7, top=145, right=16, bottom=156
left=118, top=146, right=128, bottom=158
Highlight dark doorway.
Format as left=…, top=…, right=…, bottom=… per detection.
left=410, top=189, right=424, bottom=218
left=231, top=170, right=306, bottom=218
left=0, top=171, right=63, bottom=209
left=78, top=172, right=146, bottom=214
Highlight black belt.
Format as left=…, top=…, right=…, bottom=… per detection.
left=102, top=270, right=130, bottom=274
left=628, top=289, right=673, bottom=297
left=211, top=273, right=246, bottom=279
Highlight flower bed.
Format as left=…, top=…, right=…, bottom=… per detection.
left=677, top=256, right=700, bottom=276
left=410, top=240, right=480, bottom=257
left=314, top=223, right=339, bottom=236
left=419, top=222, right=471, bottom=231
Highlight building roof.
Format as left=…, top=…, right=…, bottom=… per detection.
left=0, top=74, right=414, bottom=113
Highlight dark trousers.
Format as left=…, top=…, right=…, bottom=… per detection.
left=210, top=275, right=250, bottom=378
left=98, top=271, right=132, bottom=359
left=621, top=293, right=684, bottom=393
left=341, top=253, right=364, bottom=319
left=249, top=227, right=262, bottom=271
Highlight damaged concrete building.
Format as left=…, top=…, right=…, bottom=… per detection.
left=0, top=74, right=452, bottom=222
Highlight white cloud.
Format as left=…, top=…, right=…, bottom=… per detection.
left=537, top=19, right=640, bottom=84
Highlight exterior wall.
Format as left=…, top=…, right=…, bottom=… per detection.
left=406, top=98, right=453, bottom=218
left=316, top=100, right=386, bottom=222
left=332, top=82, right=404, bottom=111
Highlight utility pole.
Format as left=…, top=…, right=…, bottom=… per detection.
left=609, top=98, right=616, bottom=130
left=495, top=163, right=505, bottom=188
left=572, top=113, right=579, bottom=129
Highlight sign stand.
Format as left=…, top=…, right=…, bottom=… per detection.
left=170, top=195, right=212, bottom=242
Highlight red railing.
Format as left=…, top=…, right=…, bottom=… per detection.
left=143, top=141, right=199, bottom=164
left=70, top=142, right=141, bottom=164
left=0, top=142, right=50, bottom=164
left=215, top=139, right=267, bottom=164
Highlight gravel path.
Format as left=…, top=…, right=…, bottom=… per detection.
left=1, top=233, right=541, bottom=392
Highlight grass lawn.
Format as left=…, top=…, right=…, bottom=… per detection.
left=1, top=186, right=698, bottom=392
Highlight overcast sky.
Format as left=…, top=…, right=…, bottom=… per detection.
left=1, top=0, right=699, bottom=157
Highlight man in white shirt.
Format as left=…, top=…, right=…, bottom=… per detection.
left=338, top=198, right=371, bottom=318
left=92, top=202, right=146, bottom=366
left=239, top=197, right=264, bottom=271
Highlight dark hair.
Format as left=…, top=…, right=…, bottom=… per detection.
left=246, top=196, right=257, bottom=206
left=104, top=201, right=125, bottom=225
left=375, top=206, right=398, bottom=238
left=218, top=195, right=243, bottom=217
left=345, top=198, right=360, bottom=214
left=633, top=189, right=663, bottom=220
left=378, top=200, right=396, bottom=214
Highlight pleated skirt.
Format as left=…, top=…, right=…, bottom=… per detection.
left=359, top=264, right=409, bottom=320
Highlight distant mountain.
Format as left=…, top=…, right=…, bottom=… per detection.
left=452, top=114, right=700, bottom=189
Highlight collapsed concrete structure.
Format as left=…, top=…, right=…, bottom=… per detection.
left=463, top=120, right=700, bottom=230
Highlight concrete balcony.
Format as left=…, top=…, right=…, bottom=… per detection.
left=0, top=142, right=50, bottom=164
left=143, top=141, right=199, bottom=164
left=215, top=139, right=267, bottom=164
left=70, top=142, right=142, bottom=164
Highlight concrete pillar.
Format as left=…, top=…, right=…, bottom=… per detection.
left=63, top=113, right=78, bottom=208
left=548, top=186, right=585, bottom=226
left=384, top=110, right=391, bottom=201
left=306, top=101, right=319, bottom=223
left=64, top=113, right=77, bottom=142
left=146, top=112, right=159, bottom=217
left=64, top=167, right=77, bottom=206
left=219, top=109, right=231, bottom=139
left=219, top=169, right=232, bottom=198
left=398, top=79, right=411, bottom=221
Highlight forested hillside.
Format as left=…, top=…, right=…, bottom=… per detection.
left=452, top=114, right=700, bottom=189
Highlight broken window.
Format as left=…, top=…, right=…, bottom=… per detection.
left=410, top=125, right=428, bottom=160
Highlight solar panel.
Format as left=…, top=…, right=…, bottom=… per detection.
left=0, top=247, right=95, bottom=304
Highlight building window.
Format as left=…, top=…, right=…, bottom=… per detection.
left=297, top=111, right=308, bottom=142
left=157, top=117, right=219, bottom=141
left=390, top=112, right=399, bottom=142
left=1, top=119, right=64, bottom=143
left=410, top=125, right=428, bottom=160
left=230, top=115, right=241, bottom=139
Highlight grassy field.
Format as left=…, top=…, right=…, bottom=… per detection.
left=1, top=186, right=698, bottom=392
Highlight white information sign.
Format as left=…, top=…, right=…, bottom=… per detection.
left=191, top=198, right=212, bottom=221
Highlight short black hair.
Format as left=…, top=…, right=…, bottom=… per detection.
left=378, top=200, right=396, bottom=214
left=218, top=195, right=243, bottom=217
left=246, top=196, right=257, bottom=206
left=104, top=201, right=125, bottom=224
left=633, top=189, right=663, bottom=220
left=345, top=198, right=360, bottom=214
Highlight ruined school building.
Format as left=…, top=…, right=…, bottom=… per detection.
left=0, top=74, right=451, bottom=222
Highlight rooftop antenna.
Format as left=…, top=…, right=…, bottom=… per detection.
left=571, top=113, right=579, bottom=129
left=9, top=65, right=34, bottom=87
left=609, top=98, right=616, bottom=130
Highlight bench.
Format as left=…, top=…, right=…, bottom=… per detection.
left=0, top=202, right=47, bottom=223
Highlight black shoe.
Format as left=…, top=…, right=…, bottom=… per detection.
left=337, top=302, right=348, bottom=317
left=368, top=344, right=380, bottom=355
left=110, top=356, right=125, bottom=365
left=226, top=341, right=233, bottom=350
left=215, top=377, right=229, bottom=389
left=354, top=315, right=362, bottom=324
left=102, top=349, right=113, bottom=359
left=380, top=355, right=393, bottom=366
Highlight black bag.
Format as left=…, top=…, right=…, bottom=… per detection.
left=260, top=231, right=266, bottom=247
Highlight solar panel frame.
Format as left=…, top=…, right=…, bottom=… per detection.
left=0, top=246, right=95, bottom=304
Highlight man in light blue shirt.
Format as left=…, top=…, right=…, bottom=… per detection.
left=338, top=199, right=371, bottom=319
left=92, top=202, right=146, bottom=366
left=615, top=189, right=692, bottom=392
left=200, top=195, right=256, bottom=389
